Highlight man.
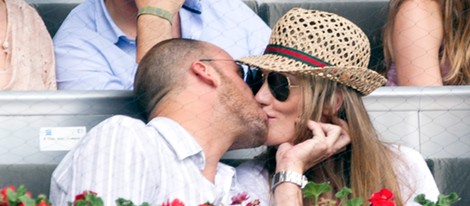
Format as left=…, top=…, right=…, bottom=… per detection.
left=54, top=0, right=271, bottom=90
left=49, top=39, right=268, bottom=205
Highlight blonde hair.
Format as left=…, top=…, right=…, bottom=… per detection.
left=383, top=0, right=470, bottom=85
left=259, top=75, right=409, bottom=205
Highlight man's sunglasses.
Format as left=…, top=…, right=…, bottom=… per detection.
left=199, top=59, right=297, bottom=102
left=245, top=68, right=298, bottom=102
left=199, top=59, right=247, bottom=80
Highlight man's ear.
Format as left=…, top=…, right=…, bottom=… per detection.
left=190, top=61, right=220, bottom=87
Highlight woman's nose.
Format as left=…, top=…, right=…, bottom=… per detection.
left=255, top=82, right=273, bottom=105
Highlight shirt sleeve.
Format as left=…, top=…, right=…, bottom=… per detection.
left=50, top=116, right=158, bottom=205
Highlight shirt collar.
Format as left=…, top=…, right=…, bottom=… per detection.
left=96, top=0, right=130, bottom=44
left=149, top=117, right=205, bottom=167
left=183, top=0, right=202, bottom=14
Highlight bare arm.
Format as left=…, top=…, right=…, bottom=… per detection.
left=393, top=0, right=443, bottom=86
left=273, top=119, right=350, bottom=206
left=135, top=0, right=184, bottom=63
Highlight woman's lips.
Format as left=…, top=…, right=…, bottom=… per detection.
left=266, top=114, right=275, bottom=119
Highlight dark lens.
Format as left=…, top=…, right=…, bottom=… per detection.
left=247, top=68, right=263, bottom=95
left=238, top=62, right=263, bottom=95
left=267, top=72, right=289, bottom=101
left=235, top=63, right=246, bottom=79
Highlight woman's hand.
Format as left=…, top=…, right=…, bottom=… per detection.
left=275, top=118, right=351, bottom=174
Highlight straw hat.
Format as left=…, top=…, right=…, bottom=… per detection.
left=238, top=8, right=387, bottom=95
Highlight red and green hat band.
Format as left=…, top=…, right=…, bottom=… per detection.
left=264, top=44, right=332, bottom=68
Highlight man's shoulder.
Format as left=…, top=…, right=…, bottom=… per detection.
left=97, top=115, right=147, bottom=128
left=72, top=115, right=154, bottom=153
left=53, top=0, right=99, bottom=42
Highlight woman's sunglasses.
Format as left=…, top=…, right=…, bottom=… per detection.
left=245, top=66, right=298, bottom=102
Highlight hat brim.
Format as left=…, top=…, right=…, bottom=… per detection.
left=238, top=54, right=387, bottom=95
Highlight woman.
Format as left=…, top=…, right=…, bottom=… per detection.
left=236, top=8, right=439, bottom=206
left=0, top=0, right=56, bottom=90
left=383, top=0, right=470, bottom=86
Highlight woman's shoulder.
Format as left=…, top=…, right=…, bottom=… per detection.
left=387, top=144, right=431, bottom=172
left=388, top=144, right=424, bottom=159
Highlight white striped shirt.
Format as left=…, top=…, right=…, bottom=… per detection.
left=50, top=116, right=243, bottom=205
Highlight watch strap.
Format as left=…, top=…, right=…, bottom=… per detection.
left=137, top=6, right=173, bottom=25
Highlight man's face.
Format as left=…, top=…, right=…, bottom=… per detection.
left=209, top=57, right=268, bottom=149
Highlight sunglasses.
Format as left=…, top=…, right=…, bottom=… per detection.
left=199, top=59, right=248, bottom=80
left=198, top=59, right=297, bottom=101
left=245, top=66, right=298, bottom=102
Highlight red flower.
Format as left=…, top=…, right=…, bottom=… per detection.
left=162, top=198, right=185, bottom=206
left=369, top=188, right=395, bottom=206
left=36, top=197, right=51, bottom=206
left=230, top=192, right=249, bottom=205
left=36, top=201, right=50, bottom=206
left=1, top=186, right=15, bottom=200
left=73, top=190, right=98, bottom=206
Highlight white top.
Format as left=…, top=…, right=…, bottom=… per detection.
left=236, top=145, right=440, bottom=206
left=50, top=116, right=244, bottom=205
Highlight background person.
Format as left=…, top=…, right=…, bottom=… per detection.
left=235, top=8, right=440, bottom=206
left=0, top=0, right=56, bottom=90
left=383, top=0, right=470, bottom=86
left=54, top=0, right=271, bottom=90
left=49, top=39, right=267, bottom=205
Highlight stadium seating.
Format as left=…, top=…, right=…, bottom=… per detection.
left=0, top=1, right=468, bottom=205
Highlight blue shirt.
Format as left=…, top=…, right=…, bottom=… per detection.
left=54, top=0, right=271, bottom=90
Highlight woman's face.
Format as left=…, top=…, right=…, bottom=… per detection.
left=255, top=72, right=301, bottom=146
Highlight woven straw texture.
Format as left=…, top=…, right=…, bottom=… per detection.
left=238, top=8, right=387, bottom=95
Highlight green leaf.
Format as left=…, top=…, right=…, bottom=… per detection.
left=436, top=193, right=461, bottom=206
left=302, top=181, right=331, bottom=205
left=6, top=188, right=18, bottom=202
left=18, top=195, right=36, bottom=206
left=16, top=185, right=28, bottom=197
left=85, top=193, right=104, bottom=206
left=345, top=197, right=363, bottom=206
left=335, top=187, right=352, bottom=199
left=414, top=194, right=436, bottom=206
left=116, top=198, right=136, bottom=206
left=302, top=181, right=331, bottom=199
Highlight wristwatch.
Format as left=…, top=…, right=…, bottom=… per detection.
left=271, top=171, right=308, bottom=192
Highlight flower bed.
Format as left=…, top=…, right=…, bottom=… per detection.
left=0, top=182, right=460, bottom=206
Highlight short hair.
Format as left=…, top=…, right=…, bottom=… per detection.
left=134, top=38, right=209, bottom=120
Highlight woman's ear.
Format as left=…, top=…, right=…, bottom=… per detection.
left=321, top=90, right=344, bottom=119
left=190, top=61, right=220, bottom=87
left=334, top=90, right=344, bottom=112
